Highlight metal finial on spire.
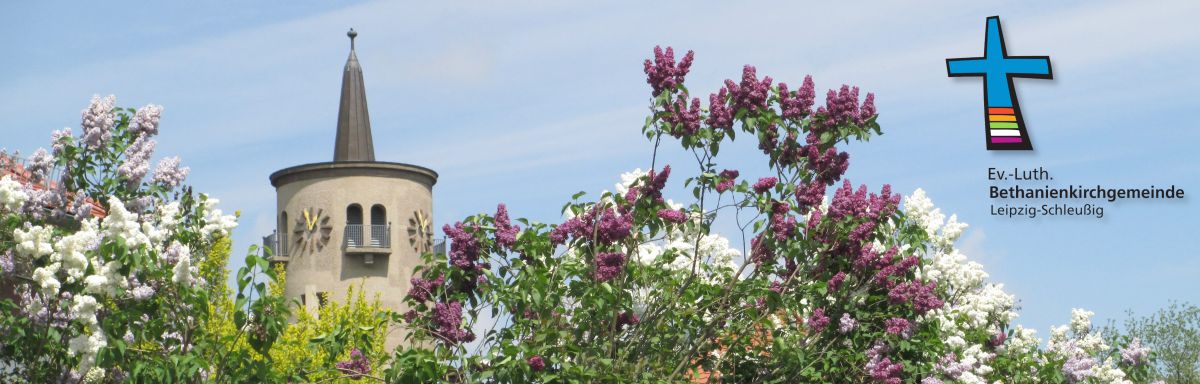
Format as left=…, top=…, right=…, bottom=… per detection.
left=348, top=28, right=357, bottom=50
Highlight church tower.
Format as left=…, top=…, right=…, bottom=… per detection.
left=268, top=29, right=438, bottom=347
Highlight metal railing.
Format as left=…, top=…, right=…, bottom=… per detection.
left=278, top=231, right=289, bottom=256
left=433, top=238, right=447, bottom=256
left=0, top=153, right=64, bottom=187
left=345, top=224, right=390, bottom=248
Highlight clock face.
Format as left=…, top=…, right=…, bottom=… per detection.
left=292, top=208, right=333, bottom=254
left=408, top=210, right=433, bottom=253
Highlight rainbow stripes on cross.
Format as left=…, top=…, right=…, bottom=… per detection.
left=986, top=107, right=1023, bottom=144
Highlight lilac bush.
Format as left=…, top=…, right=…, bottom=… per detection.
left=388, top=47, right=1157, bottom=383
left=0, top=96, right=290, bottom=383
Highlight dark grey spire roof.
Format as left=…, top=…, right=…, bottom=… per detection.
left=333, top=28, right=375, bottom=162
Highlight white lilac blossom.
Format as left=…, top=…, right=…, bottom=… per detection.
left=1092, top=359, right=1133, bottom=384
left=54, top=219, right=99, bottom=284
left=0, top=175, right=29, bottom=212
left=67, top=330, right=106, bottom=372
left=70, top=294, right=101, bottom=326
left=80, top=95, right=116, bottom=150
left=615, top=168, right=648, bottom=196
left=1070, top=308, right=1095, bottom=335
left=997, top=325, right=1039, bottom=355
left=171, top=242, right=193, bottom=285
left=83, top=260, right=126, bottom=296
left=152, top=156, right=189, bottom=189
left=158, top=201, right=181, bottom=228
left=102, top=196, right=150, bottom=249
left=31, top=266, right=61, bottom=295
left=14, top=224, right=54, bottom=259
left=904, top=189, right=1024, bottom=380
left=199, top=195, right=238, bottom=239
left=130, top=285, right=155, bottom=301
left=81, top=367, right=106, bottom=383
left=129, top=104, right=163, bottom=136
left=116, top=135, right=156, bottom=188
left=1045, top=307, right=1136, bottom=384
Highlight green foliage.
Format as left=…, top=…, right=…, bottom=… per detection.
left=272, top=279, right=390, bottom=383
left=1105, top=301, right=1200, bottom=383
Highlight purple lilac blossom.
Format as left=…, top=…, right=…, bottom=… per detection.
left=494, top=204, right=520, bottom=250
left=1120, top=338, right=1150, bottom=366
left=26, top=148, right=55, bottom=183
left=807, top=308, right=830, bottom=332
left=657, top=208, right=687, bottom=224
left=715, top=169, right=739, bottom=193
left=887, top=281, right=944, bottom=315
left=444, top=222, right=483, bottom=270
left=80, top=95, right=116, bottom=150
left=794, top=182, right=825, bottom=213
left=769, top=201, right=796, bottom=242
left=643, top=46, right=694, bottom=97
left=407, top=274, right=445, bottom=302
left=934, top=352, right=969, bottom=379
left=664, top=96, right=702, bottom=137
left=1062, top=352, right=1095, bottom=383
left=432, top=301, right=474, bottom=344
left=990, top=331, right=1007, bottom=348
left=828, top=272, right=847, bottom=293
left=50, top=128, right=72, bottom=156
left=864, top=343, right=904, bottom=384
left=617, top=311, right=640, bottom=329
left=706, top=88, right=733, bottom=131
left=129, top=104, right=163, bottom=137
left=152, top=156, right=190, bottom=189
left=726, top=65, right=772, bottom=113
left=752, top=177, right=777, bottom=194
left=527, top=355, right=546, bottom=371
left=335, top=348, right=371, bottom=379
left=860, top=93, right=877, bottom=123
left=838, top=313, right=858, bottom=334
left=593, top=252, right=627, bottom=282
left=802, top=133, right=850, bottom=186
left=884, top=318, right=912, bottom=338
left=550, top=206, right=633, bottom=246
left=0, top=251, right=13, bottom=275
left=117, top=135, right=156, bottom=188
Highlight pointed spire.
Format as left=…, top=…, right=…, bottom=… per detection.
left=334, top=28, right=376, bottom=162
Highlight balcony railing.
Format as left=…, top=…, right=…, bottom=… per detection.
left=0, top=153, right=107, bottom=218
left=345, top=224, right=390, bottom=249
left=433, top=238, right=447, bottom=256
left=0, top=153, right=63, bottom=188
left=277, top=231, right=289, bottom=256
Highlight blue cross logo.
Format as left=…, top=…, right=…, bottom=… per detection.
left=947, top=16, right=1053, bottom=150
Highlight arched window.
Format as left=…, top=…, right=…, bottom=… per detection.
left=346, top=204, right=363, bottom=247
left=370, top=204, right=387, bottom=247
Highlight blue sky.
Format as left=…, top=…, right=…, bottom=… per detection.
left=2, top=1, right=1197, bottom=338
